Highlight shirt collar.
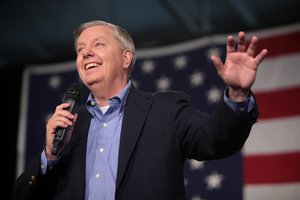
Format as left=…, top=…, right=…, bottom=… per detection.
left=86, top=80, right=132, bottom=109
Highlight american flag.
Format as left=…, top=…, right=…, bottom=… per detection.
left=17, top=22, right=300, bottom=200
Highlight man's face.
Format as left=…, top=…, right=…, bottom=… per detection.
left=75, top=25, right=129, bottom=89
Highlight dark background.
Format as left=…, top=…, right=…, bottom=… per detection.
left=2, top=0, right=300, bottom=199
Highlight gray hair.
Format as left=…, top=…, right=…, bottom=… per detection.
left=73, top=20, right=136, bottom=76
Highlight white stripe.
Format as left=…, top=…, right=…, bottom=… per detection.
left=16, top=68, right=31, bottom=177
left=244, top=183, right=300, bottom=200
left=136, top=22, right=300, bottom=59
left=252, top=53, right=300, bottom=92
left=26, top=61, right=76, bottom=74
left=136, top=35, right=226, bottom=58
left=249, top=22, right=300, bottom=39
left=244, top=115, right=300, bottom=155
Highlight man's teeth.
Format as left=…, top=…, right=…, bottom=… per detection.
left=86, top=63, right=97, bottom=69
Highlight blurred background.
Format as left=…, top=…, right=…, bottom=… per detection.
left=2, top=0, right=300, bottom=199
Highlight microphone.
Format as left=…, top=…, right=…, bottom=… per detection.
left=51, top=83, right=82, bottom=156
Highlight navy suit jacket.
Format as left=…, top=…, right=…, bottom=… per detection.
left=12, top=86, right=258, bottom=200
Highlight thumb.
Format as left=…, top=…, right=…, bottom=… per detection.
left=211, top=55, right=224, bottom=73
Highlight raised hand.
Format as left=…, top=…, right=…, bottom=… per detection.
left=211, top=31, right=268, bottom=101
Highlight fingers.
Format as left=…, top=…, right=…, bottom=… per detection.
left=255, top=49, right=268, bottom=65
left=46, top=103, right=75, bottom=132
left=237, top=31, right=246, bottom=52
left=246, top=35, right=258, bottom=57
left=55, top=103, right=75, bottom=120
left=227, top=31, right=248, bottom=53
left=227, top=31, right=246, bottom=53
left=226, top=35, right=235, bottom=53
left=52, top=115, right=74, bottom=128
left=229, top=31, right=266, bottom=60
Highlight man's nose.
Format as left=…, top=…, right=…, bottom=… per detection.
left=82, top=47, right=94, bottom=58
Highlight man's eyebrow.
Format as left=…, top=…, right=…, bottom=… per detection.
left=77, top=38, right=106, bottom=47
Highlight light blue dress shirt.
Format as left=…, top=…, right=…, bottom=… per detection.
left=84, top=81, right=131, bottom=200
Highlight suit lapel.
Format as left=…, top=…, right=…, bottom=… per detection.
left=116, top=86, right=153, bottom=191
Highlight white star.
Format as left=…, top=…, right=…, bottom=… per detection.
left=173, top=55, right=188, bottom=70
left=155, top=76, right=172, bottom=91
left=189, top=71, right=205, bottom=87
left=206, top=47, right=222, bottom=60
left=189, top=159, right=205, bottom=171
left=205, top=171, right=224, bottom=190
left=48, top=75, right=62, bottom=89
left=141, top=60, right=155, bottom=74
left=192, top=195, right=206, bottom=200
left=206, top=86, right=222, bottom=104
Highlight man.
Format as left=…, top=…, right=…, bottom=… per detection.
left=12, top=20, right=268, bottom=200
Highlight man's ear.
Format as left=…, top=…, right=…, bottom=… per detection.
left=123, top=49, right=133, bottom=70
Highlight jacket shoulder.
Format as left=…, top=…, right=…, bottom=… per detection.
left=151, top=90, right=191, bottom=102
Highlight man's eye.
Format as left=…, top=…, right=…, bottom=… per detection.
left=77, top=47, right=83, bottom=53
left=95, top=43, right=104, bottom=48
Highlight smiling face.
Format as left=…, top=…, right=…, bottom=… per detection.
left=75, top=25, right=132, bottom=97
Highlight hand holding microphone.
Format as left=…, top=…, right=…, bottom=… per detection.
left=46, top=83, right=82, bottom=157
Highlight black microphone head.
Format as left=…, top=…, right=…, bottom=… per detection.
left=64, top=83, right=82, bottom=103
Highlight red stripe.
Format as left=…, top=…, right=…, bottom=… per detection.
left=253, top=86, right=300, bottom=119
left=256, top=30, right=300, bottom=58
left=244, top=151, right=300, bottom=184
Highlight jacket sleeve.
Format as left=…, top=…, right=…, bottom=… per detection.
left=172, top=91, right=259, bottom=161
left=11, top=154, right=44, bottom=200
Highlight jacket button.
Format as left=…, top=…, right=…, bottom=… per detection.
left=28, top=180, right=33, bottom=186
left=31, top=176, right=36, bottom=181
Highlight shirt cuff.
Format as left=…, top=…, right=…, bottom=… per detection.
left=40, top=148, right=59, bottom=175
left=223, top=88, right=255, bottom=114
